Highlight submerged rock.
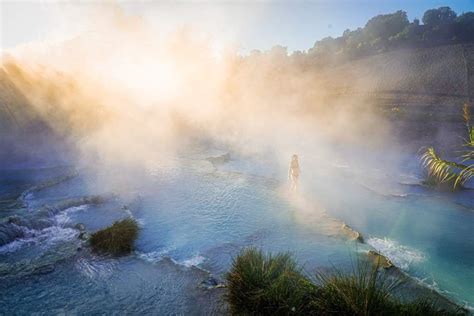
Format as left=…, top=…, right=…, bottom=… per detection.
left=206, top=153, right=231, bottom=166
left=74, top=223, right=86, bottom=231
left=78, top=231, right=89, bottom=241
left=341, top=223, right=364, bottom=243
left=0, top=194, right=113, bottom=247
left=367, top=250, right=394, bottom=269
left=33, top=264, right=55, bottom=275
left=0, top=218, right=26, bottom=246
left=200, top=276, right=226, bottom=290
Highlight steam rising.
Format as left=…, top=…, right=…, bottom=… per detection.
left=1, top=5, right=394, bottom=196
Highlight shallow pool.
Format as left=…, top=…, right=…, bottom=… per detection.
left=0, top=144, right=473, bottom=313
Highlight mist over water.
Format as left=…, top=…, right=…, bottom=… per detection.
left=1, top=3, right=473, bottom=314
left=1, top=4, right=394, bottom=174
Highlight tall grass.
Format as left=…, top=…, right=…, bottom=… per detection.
left=225, top=248, right=319, bottom=315
left=313, top=261, right=401, bottom=315
left=225, top=248, right=466, bottom=315
left=89, top=218, right=139, bottom=255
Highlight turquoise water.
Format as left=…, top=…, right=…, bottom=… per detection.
left=0, top=145, right=473, bottom=313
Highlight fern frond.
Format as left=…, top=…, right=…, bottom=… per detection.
left=420, top=148, right=468, bottom=187
left=463, top=103, right=473, bottom=144
left=454, top=164, right=474, bottom=187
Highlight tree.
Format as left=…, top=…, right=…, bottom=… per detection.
left=389, top=22, right=423, bottom=47
left=422, top=7, right=457, bottom=26
left=310, top=36, right=341, bottom=55
left=306, top=7, right=473, bottom=63
left=456, top=12, right=474, bottom=25
left=364, top=10, right=409, bottom=40
left=455, top=12, right=474, bottom=41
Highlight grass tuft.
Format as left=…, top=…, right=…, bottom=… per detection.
left=313, top=261, right=401, bottom=315
left=225, top=247, right=319, bottom=315
left=225, top=248, right=466, bottom=315
left=89, top=218, right=139, bottom=255
left=400, top=300, right=466, bottom=316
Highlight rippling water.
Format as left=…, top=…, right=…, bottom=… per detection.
left=0, top=145, right=473, bottom=313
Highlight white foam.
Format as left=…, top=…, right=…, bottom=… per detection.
left=54, top=204, right=89, bottom=226
left=0, top=225, right=78, bottom=254
left=179, top=254, right=205, bottom=268
left=123, top=209, right=133, bottom=217
left=75, top=257, right=116, bottom=279
left=40, top=226, right=78, bottom=247
left=135, top=218, right=145, bottom=226
left=136, top=249, right=205, bottom=269
left=410, top=275, right=474, bottom=310
left=0, top=204, right=89, bottom=254
left=412, top=275, right=441, bottom=292
left=23, top=192, right=33, bottom=200
left=136, top=247, right=174, bottom=263
left=367, top=237, right=425, bottom=270
left=0, top=235, right=34, bottom=253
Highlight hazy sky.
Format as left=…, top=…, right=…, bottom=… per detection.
left=1, top=0, right=473, bottom=53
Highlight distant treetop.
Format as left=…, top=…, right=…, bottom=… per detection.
left=422, top=7, right=457, bottom=26
left=302, top=6, right=474, bottom=63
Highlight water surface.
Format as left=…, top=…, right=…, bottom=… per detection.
left=0, top=145, right=473, bottom=313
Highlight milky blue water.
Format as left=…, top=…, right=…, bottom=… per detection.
left=0, top=145, right=473, bottom=314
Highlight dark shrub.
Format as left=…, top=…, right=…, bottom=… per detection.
left=89, top=218, right=139, bottom=255
left=225, top=248, right=319, bottom=315
left=314, top=262, right=402, bottom=315
left=225, top=248, right=466, bottom=315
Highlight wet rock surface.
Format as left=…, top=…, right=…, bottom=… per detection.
left=206, top=153, right=231, bottom=166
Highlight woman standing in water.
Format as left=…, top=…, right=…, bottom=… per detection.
left=288, top=154, right=300, bottom=192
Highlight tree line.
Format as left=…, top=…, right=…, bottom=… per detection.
left=250, top=7, right=474, bottom=65
left=308, top=6, right=474, bottom=60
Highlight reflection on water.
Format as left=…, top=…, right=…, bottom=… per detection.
left=0, top=147, right=473, bottom=313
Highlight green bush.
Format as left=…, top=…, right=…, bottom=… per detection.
left=225, top=248, right=319, bottom=315
left=313, top=261, right=401, bottom=315
left=225, top=248, right=466, bottom=315
left=89, top=218, right=139, bottom=255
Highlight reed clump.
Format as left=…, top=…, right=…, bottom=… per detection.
left=89, top=218, right=139, bottom=255
left=225, top=248, right=465, bottom=315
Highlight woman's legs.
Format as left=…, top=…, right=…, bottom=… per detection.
left=290, top=174, right=298, bottom=192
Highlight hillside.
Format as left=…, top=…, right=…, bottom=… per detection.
left=320, top=44, right=472, bottom=104
left=315, top=43, right=473, bottom=151
left=1, top=43, right=473, bottom=166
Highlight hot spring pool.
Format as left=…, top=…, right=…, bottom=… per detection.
left=0, top=147, right=473, bottom=314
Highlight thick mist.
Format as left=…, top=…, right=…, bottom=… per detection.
left=1, top=6, right=399, bottom=200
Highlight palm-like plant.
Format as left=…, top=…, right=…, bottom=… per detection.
left=420, top=104, right=474, bottom=189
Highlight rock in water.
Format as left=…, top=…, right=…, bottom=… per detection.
left=33, top=264, right=55, bottom=275
left=200, top=276, right=226, bottom=290
left=341, top=223, right=364, bottom=243
left=74, top=223, right=86, bottom=231
left=206, top=153, right=231, bottom=166
left=367, top=250, right=394, bottom=269
left=78, top=231, right=89, bottom=241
